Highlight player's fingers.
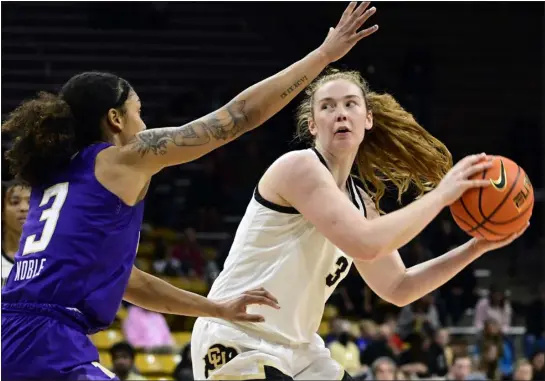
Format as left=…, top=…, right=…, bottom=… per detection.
left=348, top=6, right=376, bottom=32
left=243, top=289, right=280, bottom=305
left=237, top=313, right=266, bottom=323
left=457, top=153, right=488, bottom=171
left=351, top=1, right=371, bottom=19
left=339, top=2, right=358, bottom=25
left=462, top=179, right=491, bottom=189
left=242, top=295, right=280, bottom=310
left=461, top=161, right=494, bottom=179
left=354, top=25, right=379, bottom=41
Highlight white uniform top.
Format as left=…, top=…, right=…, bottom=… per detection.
left=208, top=149, right=367, bottom=345
left=2, top=250, right=15, bottom=288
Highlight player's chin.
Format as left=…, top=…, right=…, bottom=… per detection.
left=332, top=134, right=360, bottom=149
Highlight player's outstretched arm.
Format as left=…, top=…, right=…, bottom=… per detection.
left=118, top=2, right=378, bottom=176
left=124, top=267, right=280, bottom=322
left=270, top=151, right=493, bottom=262
left=352, top=192, right=528, bottom=306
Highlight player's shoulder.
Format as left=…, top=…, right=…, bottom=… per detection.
left=268, top=149, right=326, bottom=176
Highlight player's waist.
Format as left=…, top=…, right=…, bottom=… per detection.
left=205, top=317, right=314, bottom=348
left=1, top=302, right=101, bottom=334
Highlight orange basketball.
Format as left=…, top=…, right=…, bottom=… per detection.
left=449, top=156, right=534, bottom=241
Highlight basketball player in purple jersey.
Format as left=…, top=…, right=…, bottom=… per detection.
left=1, top=3, right=378, bottom=379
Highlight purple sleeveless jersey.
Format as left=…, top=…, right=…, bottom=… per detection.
left=2, top=143, right=144, bottom=380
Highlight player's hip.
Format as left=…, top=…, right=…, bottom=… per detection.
left=191, top=318, right=337, bottom=380
left=2, top=312, right=100, bottom=379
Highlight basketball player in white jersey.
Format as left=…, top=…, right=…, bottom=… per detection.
left=1, top=180, right=30, bottom=287
left=190, top=19, right=529, bottom=381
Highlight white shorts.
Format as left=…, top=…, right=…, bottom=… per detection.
left=191, top=318, right=346, bottom=380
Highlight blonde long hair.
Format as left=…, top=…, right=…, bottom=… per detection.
left=295, top=68, right=453, bottom=213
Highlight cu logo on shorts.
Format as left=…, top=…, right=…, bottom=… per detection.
left=204, top=343, right=239, bottom=378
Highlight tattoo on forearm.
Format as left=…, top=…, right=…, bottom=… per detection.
left=280, top=75, right=308, bottom=99
left=131, top=100, right=254, bottom=157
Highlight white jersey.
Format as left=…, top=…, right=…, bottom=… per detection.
left=208, top=149, right=367, bottom=345
left=2, top=250, right=15, bottom=288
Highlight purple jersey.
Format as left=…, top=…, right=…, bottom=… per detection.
left=2, top=142, right=144, bottom=334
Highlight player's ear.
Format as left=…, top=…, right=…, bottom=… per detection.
left=365, top=110, right=373, bottom=131
left=308, top=118, right=318, bottom=137
left=106, top=108, right=124, bottom=133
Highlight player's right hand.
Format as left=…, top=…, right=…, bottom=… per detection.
left=216, top=287, right=280, bottom=323
left=435, top=153, right=494, bottom=206
left=318, top=2, right=378, bottom=64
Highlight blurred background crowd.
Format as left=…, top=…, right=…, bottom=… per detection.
left=2, top=2, right=544, bottom=380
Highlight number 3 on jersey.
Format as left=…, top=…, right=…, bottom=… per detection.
left=326, top=256, right=349, bottom=287
left=22, top=182, right=69, bottom=256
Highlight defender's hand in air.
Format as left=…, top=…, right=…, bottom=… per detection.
left=319, top=2, right=378, bottom=63
left=435, top=153, right=494, bottom=207
left=217, top=287, right=280, bottom=323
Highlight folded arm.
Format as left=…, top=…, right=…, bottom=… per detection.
left=352, top=187, right=485, bottom=307
left=270, top=151, right=447, bottom=261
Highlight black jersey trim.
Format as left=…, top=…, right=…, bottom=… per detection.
left=1, top=249, right=14, bottom=264
left=350, top=175, right=368, bottom=218
left=254, top=187, right=299, bottom=214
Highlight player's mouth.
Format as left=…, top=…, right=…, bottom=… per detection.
left=334, top=126, right=351, bottom=135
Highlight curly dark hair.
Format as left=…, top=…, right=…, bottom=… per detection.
left=2, top=72, right=132, bottom=187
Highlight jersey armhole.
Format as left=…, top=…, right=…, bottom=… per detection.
left=253, top=186, right=299, bottom=214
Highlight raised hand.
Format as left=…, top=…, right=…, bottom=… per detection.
left=216, top=287, right=280, bottom=322
left=435, top=153, right=493, bottom=207
left=319, top=2, right=379, bottom=63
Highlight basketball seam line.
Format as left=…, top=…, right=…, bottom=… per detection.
left=468, top=165, right=522, bottom=233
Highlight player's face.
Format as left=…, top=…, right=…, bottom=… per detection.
left=3, top=185, right=30, bottom=233
left=310, top=79, right=373, bottom=153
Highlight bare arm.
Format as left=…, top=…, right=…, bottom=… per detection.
left=271, top=151, right=446, bottom=261
left=124, top=267, right=280, bottom=321
left=124, top=266, right=221, bottom=317
left=352, top=187, right=485, bottom=306
left=117, top=2, right=379, bottom=176
left=270, top=151, right=491, bottom=261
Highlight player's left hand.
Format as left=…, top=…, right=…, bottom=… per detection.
left=471, top=222, right=529, bottom=254
left=216, top=287, right=280, bottom=323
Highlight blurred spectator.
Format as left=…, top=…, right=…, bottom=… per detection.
left=397, top=293, right=441, bottom=339
left=370, top=356, right=397, bottom=380
left=173, top=344, right=194, bottom=381
left=510, top=359, right=534, bottom=381
left=361, top=323, right=398, bottom=367
left=524, top=284, right=545, bottom=357
left=474, top=319, right=514, bottom=378
left=109, top=342, right=146, bottom=381
left=171, top=228, right=205, bottom=277
left=355, top=320, right=379, bottom=353
left=531, top=350, right=545, bottom=381
left=476, top=341, right=501, bottom=381
left=428, top=328, right=452, bottom=377
left=328, top=319, right=364, bottom=376
left=443, top=354, right=486, bottom=381
left=123, top=305, right=174, bottom=353
left=474, top=285, right=512, bottom=333
left=152, top=238, right=184, bottom=277
left=398, top=332, right=432, bottom=379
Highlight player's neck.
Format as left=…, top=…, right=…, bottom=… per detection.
left=315, top=147, right=356, bottom=189
left=3, top=228, right=20, bottom=258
